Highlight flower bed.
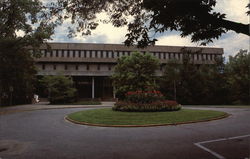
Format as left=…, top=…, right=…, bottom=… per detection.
left=113, top=90, right=181, bottom=112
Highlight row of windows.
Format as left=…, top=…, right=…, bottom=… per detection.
left=38, top=49, right=220, bottom=61
left=41, top=64, right=112, bottom=71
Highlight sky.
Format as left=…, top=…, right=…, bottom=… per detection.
left=49, top=0, right=250, bottom=59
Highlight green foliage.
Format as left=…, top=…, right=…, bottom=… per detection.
left=41, top=75, right=77, bottom=104
left=0, top=0, right=55, bottom=106
left=225, top=50, right=250, bottom=104
left=50, top=0, right=249, bottom=47
left=113, top=100, right=181, bottom=112
left=112, top=52, right=159, bottom=99
left=0, top=39, right=37, bottom=106
left=160, top=49, right=250, bottom=105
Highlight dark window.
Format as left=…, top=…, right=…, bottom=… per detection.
left=50, top=51, right=53, bottom=57
left=73, top=51, right=75, bottom=57
left=44, top=50, right=47, bottom=57
left=108, top=65, right=111, bottom=70
left=83, top=51, right=86, bottom=58
left=53, top=64, right=56, bottom=70
left=163, top=53, right=166, bottom=59
left=64, top=64, right=68, bottom=70
left=86, top=64, right=89, bottom=70
left=78, top=51, right=81, bottom=57
left=112, top=52, right=114, bottom=58
left=62, top=51, right=64, bottom=57
left=42, top=64, right=45, bottom=70
left=97, top=65, right=100, bottom=70
left=75, top=65, right=78, bottom=70
left=95, top=51, right=98, bottom=58
left=101, top=51, right=103, bottom=58
left=90, top=51, right=93, bottom=58
left=67, top=50, right=70, bottom=57
left=168, top=53, right=171, bottom=59
left=56, top=50, right=58, bottom=57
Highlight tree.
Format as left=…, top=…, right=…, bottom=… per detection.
left=50, top=0, right=250, bottom=47
left=225, top=50, right=250, bottom=104
left=112, top=52, right=159, bottom=99
left=40, top=75, right=77, bottom=104
left=160, top=59, right=181, bottom=101
left=160, top=48, right=229, bottom=105
left=0, top=0, right=55, bottom=106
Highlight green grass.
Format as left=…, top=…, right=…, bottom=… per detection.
left=67, top=108, right=227, bottom=126
left=69, top=101, right=101, bottom=105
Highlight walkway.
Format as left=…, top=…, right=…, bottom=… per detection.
left=0, top=102, right=114, bottom=115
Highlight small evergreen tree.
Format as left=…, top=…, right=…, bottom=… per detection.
left=41, top=75, right=77, bottom=104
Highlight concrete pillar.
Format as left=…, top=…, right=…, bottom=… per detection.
left=92, top=77, right=95, bottom=99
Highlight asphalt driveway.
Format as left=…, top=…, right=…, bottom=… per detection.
left=0, top=106, right=250, bottom=159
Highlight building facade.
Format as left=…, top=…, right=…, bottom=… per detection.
left=35, top=43, right=223, bottom=99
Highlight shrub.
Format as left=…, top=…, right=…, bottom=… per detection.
left=40, top=75, right=77, bottom=104
left=113, top=100, right=181, bottom=112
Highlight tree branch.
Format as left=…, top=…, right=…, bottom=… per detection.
left=218, top=19, right=249, bottom=36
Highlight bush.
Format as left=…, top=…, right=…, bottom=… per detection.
left=113, top=100, right=181, bottom=112
left=40, top=75, right=77, bottom=104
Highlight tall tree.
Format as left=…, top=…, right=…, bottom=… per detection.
left=225, top=50, right=250, bottom=104
left=50, top=0, right=250, bottom=47
left=0, top=0, right=55, bottom=106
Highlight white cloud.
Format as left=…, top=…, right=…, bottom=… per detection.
left=208, top=32, right=250, bottom=57
left=48, top=0, right=249, bottom=59
left=214, top=0, right=249, bottom=23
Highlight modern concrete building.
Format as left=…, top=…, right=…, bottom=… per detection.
left=34, top=43, right=223, bottom=99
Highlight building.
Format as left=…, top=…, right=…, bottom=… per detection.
left=35, top=43, right=223, bottom=99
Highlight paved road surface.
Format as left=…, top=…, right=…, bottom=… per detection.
left=0, top=106, right=250, bottom=159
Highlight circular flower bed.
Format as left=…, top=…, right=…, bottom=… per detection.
left=113, top=90, right=181, bottom=112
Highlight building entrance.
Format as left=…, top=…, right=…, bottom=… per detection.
left=73, top=76, right=113, bottom=99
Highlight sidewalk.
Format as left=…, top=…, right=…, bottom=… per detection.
left=0, top=102, right=115, bottom=115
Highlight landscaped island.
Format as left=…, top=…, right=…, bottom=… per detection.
left=66, top=108, right=228, bottom=127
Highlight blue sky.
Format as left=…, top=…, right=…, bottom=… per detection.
left=49, top=0, right=250, bottom=59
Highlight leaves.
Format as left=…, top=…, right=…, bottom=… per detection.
left=112, top=52, right=159, bottom=99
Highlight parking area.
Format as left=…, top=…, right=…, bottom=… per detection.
left=195, top=134, right=250, bottom=159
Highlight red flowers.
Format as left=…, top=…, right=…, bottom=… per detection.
left=126, top=90, right=163, bottom=96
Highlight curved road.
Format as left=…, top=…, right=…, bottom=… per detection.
left=0, top=107, right=250, bottom=159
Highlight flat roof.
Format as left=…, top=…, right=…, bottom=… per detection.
left=40, top=43, right=223, bottom=54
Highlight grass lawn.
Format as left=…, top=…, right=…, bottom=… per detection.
left=68, top=101, right=101, bottom=105
left=67, top=108, right=228, bottom=126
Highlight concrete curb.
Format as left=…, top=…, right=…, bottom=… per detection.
left=65, top=112, right=230, bottom=128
